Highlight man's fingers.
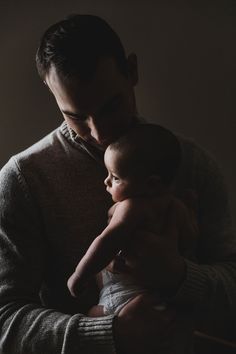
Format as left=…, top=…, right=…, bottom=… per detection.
left=119, top=293, right=176, bottom=324
left=114, top=293, right=178, bottom=354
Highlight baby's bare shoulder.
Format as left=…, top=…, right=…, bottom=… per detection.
left=113, top=198, right=145, bottom=219
left=106, top=198, right=144, bottom=232
left=115, top=198, right=139, bottom=212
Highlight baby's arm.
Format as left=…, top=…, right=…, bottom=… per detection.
left=67, top=199, right=139, bottom=297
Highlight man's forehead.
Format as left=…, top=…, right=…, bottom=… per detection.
left=45, top=59, right=124, bottom=112
left=45, top=65, right=82, bottom=95
left=46, top=57, right=122, bottom=87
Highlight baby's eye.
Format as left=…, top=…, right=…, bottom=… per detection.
left=112, top=176, right=120, bottom=182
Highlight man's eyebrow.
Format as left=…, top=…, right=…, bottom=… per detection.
left=61, top=110, right=82, bottom=118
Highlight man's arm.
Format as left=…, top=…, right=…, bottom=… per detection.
left=0, top=158, right=116, bottom=354
left=175, top=145, right=236, bottom=305
left=173, top=145, right=236, bottom=337
left=128, top=142, right=236, bottom=337
left=0, top=157, right=179, bottom=354
left=67, top=199, right=139, bottom=297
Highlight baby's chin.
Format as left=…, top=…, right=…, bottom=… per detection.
left=109, top=193, right=119, bottom=203
left=111, top=195, right=128, bottom=203
left=111, top=196, right=119, bottom=203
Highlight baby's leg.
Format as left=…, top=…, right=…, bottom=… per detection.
left=87, top=305, right=105, bottom=317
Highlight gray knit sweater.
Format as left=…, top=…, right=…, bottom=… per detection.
left=0, top=121, right=235, bottom=354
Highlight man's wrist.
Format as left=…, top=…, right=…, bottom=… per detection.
left=113, top=315, right=122, bottom=353
left=78, top=314, right=116, bottom=352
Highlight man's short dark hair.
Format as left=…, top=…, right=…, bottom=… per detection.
left=36, top=14, right=128, bottom=81
left=108, top=124, right=181, bottom=186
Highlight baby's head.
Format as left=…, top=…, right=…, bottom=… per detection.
left=104, top=123, right=181, bottom=202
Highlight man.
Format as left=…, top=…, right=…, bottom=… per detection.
left=0, top=14, right=235, bottom=354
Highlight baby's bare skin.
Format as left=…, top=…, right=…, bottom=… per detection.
left=67, top=194, right=197, bottom=298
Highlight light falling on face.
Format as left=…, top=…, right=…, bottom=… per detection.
left=45, top=56, right=138, bottom=150
left=104, top=147, right=142, bottom=202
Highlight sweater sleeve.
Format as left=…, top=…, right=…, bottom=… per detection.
left=173, top=145, right=236, bottom=315
left=0, top=157, right=116, bottom=354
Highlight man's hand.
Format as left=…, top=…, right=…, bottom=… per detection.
left=114, top=293, right=176, bottom=354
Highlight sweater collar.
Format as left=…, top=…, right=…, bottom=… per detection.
left=60, top=121, right=104, bottom=163
left=59, top=116, right=146, bottom=163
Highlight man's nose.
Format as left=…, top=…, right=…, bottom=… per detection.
left=88, top=116, right=107, bottom=144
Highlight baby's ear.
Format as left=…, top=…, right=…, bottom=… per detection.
left=146, top=175, right=162, bottom=193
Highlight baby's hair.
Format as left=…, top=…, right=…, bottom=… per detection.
left=108, top=123, right=181, bottom=186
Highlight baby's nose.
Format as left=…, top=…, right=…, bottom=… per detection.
left=104, top=176, right=111, bottom=187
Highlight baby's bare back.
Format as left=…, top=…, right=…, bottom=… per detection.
left=110, top=194, right=197, bottom=272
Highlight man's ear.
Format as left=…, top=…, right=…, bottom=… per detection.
left=127, top=53, right=138, bottom=86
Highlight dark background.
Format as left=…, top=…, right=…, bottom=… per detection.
left=0, top=0, right=235, bottom=221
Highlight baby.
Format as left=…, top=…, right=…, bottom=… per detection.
left=67, top=123, right=197, bottom=315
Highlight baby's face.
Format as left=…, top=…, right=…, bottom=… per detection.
left=104, top=147, right=141, bottom=202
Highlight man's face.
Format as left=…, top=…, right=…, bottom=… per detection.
left=45, top=56, right=138, bottom=149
